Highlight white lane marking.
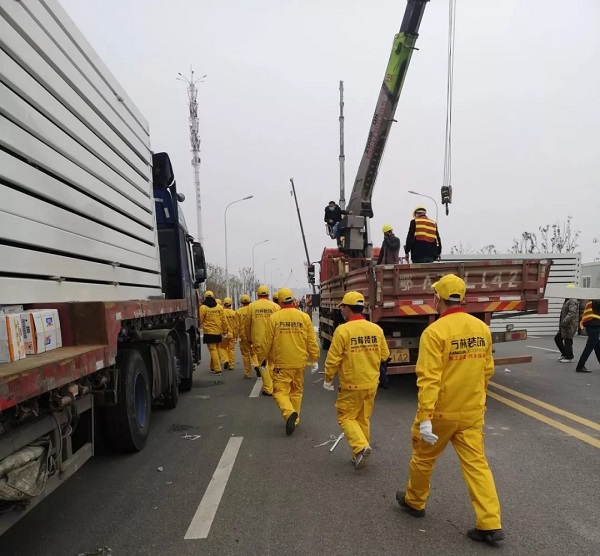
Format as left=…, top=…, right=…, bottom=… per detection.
left=526, top=345, right=560, bottom=353
left=184, top=437, right=243, bottom=540
left=249, top=377, right=263, bottom=398
left=528, top=335, right=542, bottom=339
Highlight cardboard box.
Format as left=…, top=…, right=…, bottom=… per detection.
left=0, top=314, right=26, bottom=363
left=20, top=309, right=62, bottom=355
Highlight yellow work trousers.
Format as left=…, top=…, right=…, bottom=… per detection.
left=239, top=340, right=258, bottom=377
left=206, top=343, right=221, bottom=372
left=260, top=359, right=274, bottom=395
left=405, top=417, right=502, bottom=531
left=219, top=337, right=235, bottom=368
left=272, top=368, right=304, bottom=424
left=336, top=387, right=377, bottom=457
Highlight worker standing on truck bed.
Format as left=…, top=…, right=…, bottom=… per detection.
left=377, top=224, right=401, bottom=264
left=404, top=206, right=441, bottom=263
left=220, top=297, right=238, bottom=370
left=200, top=291, right=228, bottom=375
left=263, top=288, right=320, bottom=435
left=246, top=285, right=280, bottom=395
left=575, top=299, right=600, bottom=373
left=323, top=291, right=390, bottom=469
left=396, top=274, right=504, bottom=545
left=236, top=294, right=260, bottom=379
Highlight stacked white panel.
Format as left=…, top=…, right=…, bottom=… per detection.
left=445, top=253, right=581, bottom=336
left=0, top=0, right=162, bottom=304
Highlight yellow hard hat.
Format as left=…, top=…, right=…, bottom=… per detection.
left=339, top=291, right=365, bottom=307
left=414, top=206, right=427, bottom=215
left=224, top=297, right=232, bottom=306
left=240, top=294, right=251, bottom=303
left=432, top=274, right=466, bottom=302
left=216, top=298, right=223, bottom=306
left=278, top=287, right=294, bottom=303
left=257, top=285, right=269, bottom=296
left=204, top=290, right=214, bottom=298
left=272, top=292, right=279, bottom=301
left=382, top=224, right=393, bottom=234
left=566, top=283, right=576, bottom=288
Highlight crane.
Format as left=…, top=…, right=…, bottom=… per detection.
left=339, top=0, right=429, bottom=257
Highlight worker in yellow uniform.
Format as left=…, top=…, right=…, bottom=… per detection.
left=199, top=291, right=228, bottom=375
left=272, top=291, right=280, bottom=306
left=236, top=294, right=260, bottom=379
left=324, top=291, right=389, bottom=469
left=263, top=288, right=320, bottom=435
left=216, top=298, right=223, bottom=307
left=219, top=297, right=238, bottom=370
left=396, top=274, right=504, bottom=545
left=246, top=285, right=280, bottom=395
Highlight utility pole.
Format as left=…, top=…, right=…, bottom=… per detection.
left=177, top=69, right=206, bottom=244
left=289, top=179, right=316, bottom=295
left=339, top=80, right=346, bottom=210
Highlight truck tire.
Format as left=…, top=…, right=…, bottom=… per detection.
left=105, top=349, right=151, bottom=452
left=177, top=332, right=194, bottom=392
left=163, top=338, right=179, bottom=409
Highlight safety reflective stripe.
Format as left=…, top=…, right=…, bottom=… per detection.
left=414, top=217, right=438, bottom=243
left=581, top=301, right=600, bottom=325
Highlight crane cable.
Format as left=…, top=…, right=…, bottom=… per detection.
left=442, top=0, right=457, bottom=215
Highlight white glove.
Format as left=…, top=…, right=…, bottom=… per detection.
left=323, top=381, right=335, bottom=391
left=311, top=362, right=319, bottom=374
left=419, top=421, right=438, bottom=445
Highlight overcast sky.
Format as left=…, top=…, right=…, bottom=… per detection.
left=60, top=0, right=600, bottom=291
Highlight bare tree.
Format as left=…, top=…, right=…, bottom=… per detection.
left=479, top=244, right=497, bottom=255
left=512, top=217, right=580, bottom=254
left=205, top=264, right=259, bottom=303
left=450, top=242, right=474, bottom=255
left=510, top=232, right=538, bottom=254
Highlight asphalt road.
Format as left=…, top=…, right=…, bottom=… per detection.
left=1, top=334, right=599, bottom=556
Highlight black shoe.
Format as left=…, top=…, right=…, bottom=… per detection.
left=576, top=366, right=591, bottom=373
left=467, top=528, right=505, bottom=544
left=254, top=366, right=261, bottom=378
left=262, top=391, right=272, bottom=396
left=286, top=412, right=298, bottom=436
left=396, top=491, right=425, bottom=517
left=378, top=383, right=389, bottom=390
left=224, top=362, right=229, bottom=370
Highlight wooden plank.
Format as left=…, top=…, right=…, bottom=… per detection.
left=1, top=185, right=158, bottom=259
left=0, top=245, right=161, bottom=288
left=0, top=13, right=150, bottom=162
left=0, top=49, right=150, bottom=194
left=0, top=115, right=153, bottom=227
left=0, top=211, right=160, bottom=273
left=24, top=0, right=149, bottom=138
left=0, top=151, right=154, bottom=244
left=0, top=82, right=151, bottom=207
left=0, top=277, right=162, bottom=305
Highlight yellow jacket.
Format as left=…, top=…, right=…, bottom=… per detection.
left=415, top=308, right=494, bottom=422
left=236, top=305, right=251, bottom=342
left=246, top=298, right=280, bottom=361
left=264, top=307, right=320, bottom=369
left=324, top=316, right=390, bottom=390
left=223, top=308, right=238, bottom=338
left=200, top=303, right=228, bottom=336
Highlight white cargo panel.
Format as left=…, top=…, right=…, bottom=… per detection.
left=0, top=0, right=162, bottom=304
left=446, top=253, right=581, bottom=336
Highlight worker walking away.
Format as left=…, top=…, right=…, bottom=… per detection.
left=220, top=297, right=238, bottom=370
left=396, top=274, right=504, bottom=545
left=575, top=299, right=600, bottom=373
left=323, top=292, right=390, bottom=469
left=200, top=291, right=228, bottom=375
left=246, top=285, right=280, bottom=395
left=216, top=298, right=223, bottom=307
left=377, top=224, right=401, bottom=264
left=554, top=284, right=579, bottom=363
left=236, top=294, right=260, bottom=379
left=404, top=206, right=441, bottom=263
left=273, top=291, right=280, bottom=306
left=263, top=288, right=320, bottom=435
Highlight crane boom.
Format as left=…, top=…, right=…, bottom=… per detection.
left=341, top=0, right=428, bottom=254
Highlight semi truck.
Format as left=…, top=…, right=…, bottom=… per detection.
left=318, top=0, right=551, bottom=367
left=0, top=0, right=205, bottom=533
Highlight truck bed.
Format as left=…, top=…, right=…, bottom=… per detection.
left=0, top=299, right=190, bottom=411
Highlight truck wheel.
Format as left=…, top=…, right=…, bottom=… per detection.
left=163, top=338, right=180, bottom=409
left=320, top=335, right=331, bottom=350
left=177, top=332, right=194, bottom=392
left=105, top=349, right=151, bottom=452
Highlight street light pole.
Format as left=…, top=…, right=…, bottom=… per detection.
left=408, top=190, right=439, bottom=222
left=225, top=195, right=253, bottom=298
left=263, top=258, right=277, bottom=287
left=252, top=240, right=269, bottom=280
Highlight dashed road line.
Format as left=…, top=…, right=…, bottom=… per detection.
left=249, top=377, right=263, bottom=398
left=526, top=345, right=560, bottom=353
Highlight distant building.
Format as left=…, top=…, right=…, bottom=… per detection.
left=581, top=261, right=600, bottom=289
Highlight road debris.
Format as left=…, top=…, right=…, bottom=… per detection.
left=329, top=432, right=345, bottom=453
left=182, top=434, right=201, bottom=440
left=77, top=548, right=112, bottom=556
left=313, top=377, right=324, bottom=384
left=157, top=467, right=163, bottom=472
left=313, top=434, right=339, bottom=448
